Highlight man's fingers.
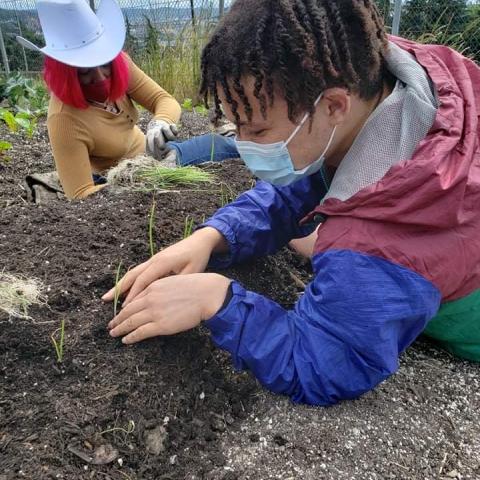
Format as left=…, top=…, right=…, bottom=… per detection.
left=122, top=322, right=161, bottom=345
left=109, top=299, right=149, bottom=337
left=123, top=263, right=169, bottom=306
left=102, top=263, right=149, bottom=301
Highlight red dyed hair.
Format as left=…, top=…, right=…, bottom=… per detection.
left=43, top=52, right=130, bottom=109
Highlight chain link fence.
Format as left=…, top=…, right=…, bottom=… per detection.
left=0, top=0, right=479, bottom=74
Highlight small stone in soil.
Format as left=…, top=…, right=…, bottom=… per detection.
left=273, top=434, right=288, bottom=446
left=210, top=417, right=226, bottom=432
left=204, top=429, right=217, bottom=442
left=91, top=444, right=118, bottom=465
left=144, top=425, right=168, bottom=455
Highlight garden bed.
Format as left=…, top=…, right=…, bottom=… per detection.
left=0, top=114, right=479, bottom=480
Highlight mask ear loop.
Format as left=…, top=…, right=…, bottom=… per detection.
left=285, top=93, right=324, bottom=146
left=322, top=125, right=337, bottom=158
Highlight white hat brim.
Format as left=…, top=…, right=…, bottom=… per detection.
left=16, top=0, right=126, bottom=68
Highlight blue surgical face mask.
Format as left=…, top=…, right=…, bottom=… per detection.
left=234, top=93, right=337, bottom=186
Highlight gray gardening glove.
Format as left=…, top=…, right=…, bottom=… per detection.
left=146, top=119, right=178, bottom=160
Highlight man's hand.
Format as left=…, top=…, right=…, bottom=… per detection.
left=146, top=119, right=178, bottom=160
left=108, top=273, right=231, bottom=344
left=102, top=227, right=228, bottom=306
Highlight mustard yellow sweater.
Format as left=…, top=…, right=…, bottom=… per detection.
left=47, top=57, right=181, bottom=199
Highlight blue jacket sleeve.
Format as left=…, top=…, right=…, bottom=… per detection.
left=202, top=170, right=328, bottom=268
left=205, top=250, right=441, bottom=405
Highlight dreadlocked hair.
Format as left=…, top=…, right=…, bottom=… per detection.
left=200, top=0, right=389, bottom=125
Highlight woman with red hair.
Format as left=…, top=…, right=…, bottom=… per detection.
left=18, top=0, right=181, bottom=199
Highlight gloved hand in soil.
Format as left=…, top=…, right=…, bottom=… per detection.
left=102, top=226, right=228, bottom=306
left=146, top=119, right=178, bottom=160
left=106, top=273, right=231, bottom=344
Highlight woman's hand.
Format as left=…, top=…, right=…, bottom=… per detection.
left=102, top=227, right=228, bottom=306
left=146, top=119, right=178, bottom=159
left=108, top=273, right=231, bottom=344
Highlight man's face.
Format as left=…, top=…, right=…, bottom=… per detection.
left=218, top=76, right=337, bottom=170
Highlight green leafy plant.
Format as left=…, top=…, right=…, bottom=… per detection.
left=14, top=112, right=37, bottom=138
left=182, top=98, right=194, bottom=111
left=1, top=74, right=49, bottom=117
left=181, top=97, right=209, bottom=116
left=0, top=109, right=17, bottom=133
left=51, top=319, right=65, bottom=363
left=136, top=166, right=215, bottom=191
left=113, top=261, right=123, bottom=318
left=195, top=104, right=209, bottom=116
left=183, top=216, right=195, bottom=239
left=148, top=198, right=156, bottom=257
left=0, top=140, right=12, bottom=162
left=0, top=108, right=37, bottom=137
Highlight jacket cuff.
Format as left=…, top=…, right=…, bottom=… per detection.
left=200, top=218, right=239, bottom=269
left=205, top=281, right=245, bottom=340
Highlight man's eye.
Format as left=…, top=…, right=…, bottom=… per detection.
left=253, top=129, right=267, bottom=136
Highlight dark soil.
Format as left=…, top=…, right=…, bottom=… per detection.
left=1, top=114, right=479, bottom=480
left=0, top=114, right=310, bottom=479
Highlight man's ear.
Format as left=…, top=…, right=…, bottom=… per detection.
left=321, top=88, right=351, bottom=126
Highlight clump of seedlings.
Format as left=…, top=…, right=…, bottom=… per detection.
left=106, top=155, right=158, bottom=187
left=0, top=272, right=46, bottom=319
left=106, top=156, right=216, bottom=192
left=136, top=165, right=216, bottom=191
left=51, top=319, right=65, bottom=363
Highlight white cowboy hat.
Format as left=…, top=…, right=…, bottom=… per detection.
left=16, top=0, right=126, bottom=68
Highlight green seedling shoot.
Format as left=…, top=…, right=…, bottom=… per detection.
left=210, top=133, right=215, bottom=163
left=148, top=198, right=156, bottom=257
left=183, top=216, right=195, bottom=239
left=220, top=183, right=236, bottom=207
left=51, top=319, right=65, bottom=363
left=114, top=261, right=123, bottom=318
left=100, top=420, right=135, bottom=437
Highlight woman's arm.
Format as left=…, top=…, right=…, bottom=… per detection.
left=126, top=56, right=181, bottom=124
left=47, top=112, right=104, bottom=199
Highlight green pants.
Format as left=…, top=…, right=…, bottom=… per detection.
left=424, top=289, right=480, bottom=361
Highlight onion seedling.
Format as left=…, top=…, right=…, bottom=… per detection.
left=148, top=197, right=156, bottom=257
left=210, top=133, right=215, bottom=162
left=183, top=216, right=195, bottom=239
left=51, top=319, right=65, bottom=363
left=113, top=261, right=123, bottom=318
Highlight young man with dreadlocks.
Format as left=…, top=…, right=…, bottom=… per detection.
left=103, top=0, right=480, bottom=405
